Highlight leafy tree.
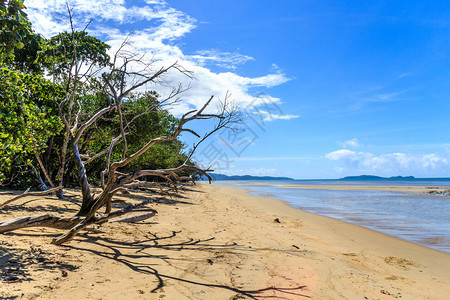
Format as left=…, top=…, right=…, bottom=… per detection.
left=5, top=30, right=43, bottom=73
left=33, top=30, right=112, bottom=197
left=0, top=0, right=30, bottom=61
left=39, top=30, right=111, bottom=82
left=0, top=67, right=63, bottom=184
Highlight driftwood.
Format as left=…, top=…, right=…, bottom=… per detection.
left=0, top=186, right=64, bottom=209
left=0, top=204, right=158, bottom=234
left=0, top=214, right=83, bottom=233
left=0, top=210, right=156, bottom=234
left=109, top=211, right=157, bottom=223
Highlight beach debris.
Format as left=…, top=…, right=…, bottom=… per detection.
left=292, top=244, right=300, bottom=249
left=426, top=189, right=450, bottom=195
left=381, top=289, right=391, bottom=295
left=207, top=259, right=214, bottom=265
left=61, top=270, right=68, bottom=277
left=273, top=218, right=281, bottom=223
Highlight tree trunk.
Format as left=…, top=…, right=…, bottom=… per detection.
left=56, top=131, right=70, bottom=199
left=72, top=141, right=95, bottom=216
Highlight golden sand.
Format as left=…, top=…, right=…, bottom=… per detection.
left=0, top=184, right=449, bottom=299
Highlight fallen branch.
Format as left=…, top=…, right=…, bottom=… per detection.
left=0, top=186, right=64, bottom=209
left=0, top=207, right=156, bottom=234
left=109, top=211, right=157, bottom=223
left=51, top=197, right=162, bottom=245
left=179, top=175, right=195, bottom=184
left=0, top=214, right=84, bottom=233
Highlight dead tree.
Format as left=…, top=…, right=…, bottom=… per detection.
left=0, top=27, right=240, bottom=245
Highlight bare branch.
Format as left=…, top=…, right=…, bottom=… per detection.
left=84, top=135, right=122, bottom=165
left=0, top=186, right=63, bottom=209
left=51, top=197, right=163, bottom=245
left=180, top=128, right=200, bottom=138
left=122, top=181, right=166, bottom=195
left=33, top=150, right=55, bottom=189
left=74, top=103, right=117, bottom=142
left=179, top=175, right=196, bottom=185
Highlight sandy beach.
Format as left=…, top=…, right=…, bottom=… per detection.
left=1, top=183, right=449, bottom=299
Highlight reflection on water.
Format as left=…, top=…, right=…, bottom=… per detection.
left=216, top=180, right=450, bottom=253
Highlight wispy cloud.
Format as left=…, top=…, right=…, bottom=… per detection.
left=338, top=138, right=360, bottom=148
left=27, top=0, right=291, bottom=116
left=349, top=90, right=408, bottom=111
left=233, top=156, right=311, bottom=162
left=221, top=167, right=278, bottom=176
left=253, top=110, right=299, bottom=122
left=396, top=72, right=414, bottom=79
left=189, top=49, right=254, bottom=70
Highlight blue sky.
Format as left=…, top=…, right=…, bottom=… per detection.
left=28, top=0, right=450, bottom=179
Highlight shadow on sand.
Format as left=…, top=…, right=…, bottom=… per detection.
left=0, top=240, right=78, bottom=286
left=0, top=186, right=309, bottom=299
left=66, top=230, right=310, bottom=299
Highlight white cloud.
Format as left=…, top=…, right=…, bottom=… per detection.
left=339, top=138, right=360, bottom=148
left=325, top=149, right=450, bottom=176
left=27, top=0, right=291, bottom=116
left=325, top=149, right=360, bottom=169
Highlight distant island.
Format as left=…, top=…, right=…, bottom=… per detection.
left=204, top=174, right=419, bottom=181
left=203, top=173, right=295, bottom=181
left=339, top=175, right=415, bottom=181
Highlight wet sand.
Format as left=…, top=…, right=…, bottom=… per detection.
left=0, top=184, right=449, bottom=299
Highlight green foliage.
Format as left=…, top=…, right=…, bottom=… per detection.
left=1, top=24, right=195, bottom=187
left=0, top=0, right=30, bottom=61
left=5, top=30, right=43, bottom=73
left=0, top=67, right=63, bottom=182
left=39, top=31, right=111, bottom=81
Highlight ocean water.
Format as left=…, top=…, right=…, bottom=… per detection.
left=214, top=180, right=450, bottom=253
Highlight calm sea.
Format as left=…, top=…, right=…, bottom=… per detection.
left=214, top=179, right=450, bottom=253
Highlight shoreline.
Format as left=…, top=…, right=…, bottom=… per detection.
left=233, top=181, right=450, bottom=194
left=215, top=181, right=450, bottom=253
left=0, top=184, right=449, bottom=299
left=211, top=184, right=450, bottom=298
